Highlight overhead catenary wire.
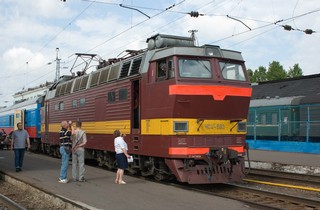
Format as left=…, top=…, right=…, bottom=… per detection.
left=1, top=1, right=320, bottom=103
left=84, top=0, right=186, bottom=53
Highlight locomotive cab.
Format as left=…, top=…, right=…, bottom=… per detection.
left=141, top=34, right=252, bottom=183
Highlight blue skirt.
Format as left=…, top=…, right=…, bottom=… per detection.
left=116, top=153, right=128, bottom=169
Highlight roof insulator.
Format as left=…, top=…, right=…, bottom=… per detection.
left=190, top=11, right=199, bottom=18
left=304, top=29, right=313, bottom=35
left=283, top=25, right=292, bottom=31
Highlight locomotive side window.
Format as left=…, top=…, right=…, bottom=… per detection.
left=107, top=92, right=116, bottom=103
left=157, top=59, right=167, bottom=81
left=178, top=59, right=211, bottom=78
left=168, top=59, right=174, bottom=78
left=59, top=102, right=64, bottom=110
left=72, top=100, right=77, bottom=108
left=119, top=89, right=128, bottom=101
left=219, top=62, right=246, bottom=81
left=79, top=98, right=86, bottom=107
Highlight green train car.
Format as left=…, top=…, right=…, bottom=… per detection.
left=247, top=95, right=320, bottom=143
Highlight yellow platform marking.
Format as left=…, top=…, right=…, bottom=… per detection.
left=243, top=178, right=320, bottom=192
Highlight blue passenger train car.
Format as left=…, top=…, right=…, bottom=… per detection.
left=0, top=96, right=43, bottom=150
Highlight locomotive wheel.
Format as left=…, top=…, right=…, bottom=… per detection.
left=154, top=171, right=166, bottom=181
left=127, top=164, right=138, bottom=175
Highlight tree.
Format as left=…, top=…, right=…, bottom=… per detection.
left=287, top=64, right=303, bottom=78
left=248, top=61, right=304, bottom=83
left=266, top=61, right=287, bottom=81
left=251, top=66, right=267, bottom=83
left=247, top=68, right=253, bottom=81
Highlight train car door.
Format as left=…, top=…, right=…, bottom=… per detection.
left=41, top=102, right=49, bottom=142
left=131, top=80, right=140, bottom=150
left=14, top=110, right=24, bottom=130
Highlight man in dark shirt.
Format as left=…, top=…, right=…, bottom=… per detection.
left=58, top=120, right=74, bottom=183
left=11, top=123, right=30, bottom=172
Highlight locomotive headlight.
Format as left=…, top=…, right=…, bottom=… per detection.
left=204, top=45, right=222, bottom=57
left=174, top=121, right=189, bottom=132
left=237, top=122, right=247, bottom=132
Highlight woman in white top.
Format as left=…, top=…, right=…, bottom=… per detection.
left=114, top=129, right=129, bottom=184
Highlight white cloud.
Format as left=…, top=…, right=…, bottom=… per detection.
left=1, top=0, right=320, bottom=106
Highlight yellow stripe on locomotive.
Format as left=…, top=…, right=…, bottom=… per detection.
left=141, top=118, right=247, bottom=135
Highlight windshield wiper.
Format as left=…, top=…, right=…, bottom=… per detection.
left=221, top=60, right=230, bottom=73
left=197, top=60, right=211, bottom=73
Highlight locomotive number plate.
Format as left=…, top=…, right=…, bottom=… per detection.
left=204, top=124, right=225, bottom=130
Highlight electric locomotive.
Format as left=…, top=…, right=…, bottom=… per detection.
left=41, top=34, right=252, bottom=184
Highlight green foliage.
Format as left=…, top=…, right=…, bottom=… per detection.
left=248, top=61, right=304, bottom=83
left=287, top=64, right=303, bottom=78
left=251, top=66, right=267, bottom=83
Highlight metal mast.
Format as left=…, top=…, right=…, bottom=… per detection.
left=55, top=48, right=61, bottom=82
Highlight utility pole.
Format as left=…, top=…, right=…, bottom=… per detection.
left=55, top=48, right=61, bottom=82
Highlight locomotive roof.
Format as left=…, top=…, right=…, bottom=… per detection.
left=149, top=46, right=244, bottom=62
left=251, top=74, right=320, bottom=100
left=47, top=33, right=247, bottom=100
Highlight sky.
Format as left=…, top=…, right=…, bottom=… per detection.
left=0, top=0, right=319, bottom=106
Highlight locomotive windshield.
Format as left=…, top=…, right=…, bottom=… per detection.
left=178, top=59, right=211, bottom=78
left=219, top=61, right=246, bottom=81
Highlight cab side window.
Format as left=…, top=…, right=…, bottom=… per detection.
left=168, top=59, right=174, bottom=79
left=157, top=59, right=167, bottom=81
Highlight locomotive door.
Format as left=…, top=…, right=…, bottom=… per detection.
left=14, top=110, right=24, bottom=130
left=43, top=102, right=49, bottom=142
left=131, top=80, right=140, bottom=151
left=132, top=80, right=140, bottom=130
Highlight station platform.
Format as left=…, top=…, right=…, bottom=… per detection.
left=0, top=150, right=248, bottom=210
left=245, top=149, right=320, bottom=176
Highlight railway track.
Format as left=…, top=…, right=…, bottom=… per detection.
left=3, top=152, right=320, bottom=210
left=165, top=181, right=320, bottom=210
left=151, top=168, right=320, bottom=210
left=0, top=193, right=26, bottom=210
left=246, top=168, right=320, bottom=187
left=0, top=172, right=89, bottom=210
left=86, top=157, right=320, bottom=209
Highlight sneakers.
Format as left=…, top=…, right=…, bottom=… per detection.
left=73, top=178, right=85, bottom=182
left=58, top=178, right=69, bottom=183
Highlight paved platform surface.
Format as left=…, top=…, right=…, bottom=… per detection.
left=245, top=149, right=320, bottom=175
left=0, top=150, right=249, bottom=210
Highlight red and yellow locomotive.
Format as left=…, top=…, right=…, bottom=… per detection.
left=41, top=34, right=252, bottom=184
